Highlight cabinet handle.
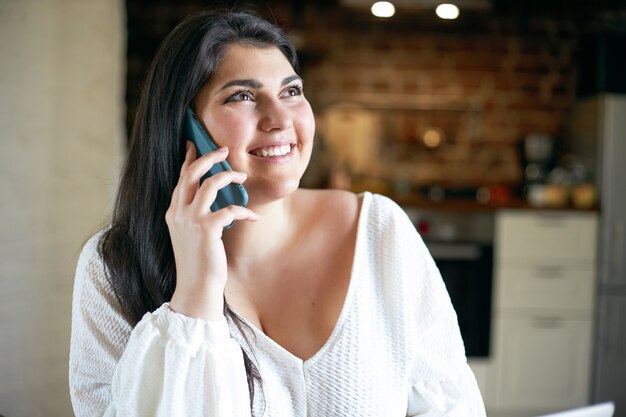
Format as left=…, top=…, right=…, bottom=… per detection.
left=533, top=265, right=565, bottom=278
left=534, top=215, right=567, bottom=228
left=532, top=316, right=564, bottom=328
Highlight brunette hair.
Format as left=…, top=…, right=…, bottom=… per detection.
left=99, top=10, right=299, bottom=414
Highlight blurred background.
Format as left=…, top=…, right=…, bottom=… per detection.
left=1, top=0, right=625, bottom=416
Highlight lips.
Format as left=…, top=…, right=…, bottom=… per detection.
left=248, top=143, right=295, bottom=158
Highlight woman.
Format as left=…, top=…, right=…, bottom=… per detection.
left=69, top=10, right=486, bottom=417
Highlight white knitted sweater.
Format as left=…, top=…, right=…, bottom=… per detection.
left=69, top=192, right=486, bottom=417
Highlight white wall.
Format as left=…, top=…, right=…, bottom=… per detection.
left=0, top=0, right=125, bottom=415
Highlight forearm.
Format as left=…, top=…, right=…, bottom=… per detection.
left=71, top=304, right=252, bottom=417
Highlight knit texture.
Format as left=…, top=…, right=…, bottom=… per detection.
left=69, top=192, right=485, bottom=416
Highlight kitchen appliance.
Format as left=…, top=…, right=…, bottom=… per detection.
left=404, top=208, right=494, bottom=357
left=567, top=94, right=626, bottom=416
left=522, top=133, right=555, bottom=186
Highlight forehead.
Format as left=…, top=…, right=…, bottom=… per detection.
left=210, top=44, right=295, bottom=84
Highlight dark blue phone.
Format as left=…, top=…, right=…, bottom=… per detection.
left=183, top=107, right=248, bottom=227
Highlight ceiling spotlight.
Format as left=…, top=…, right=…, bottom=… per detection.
left=436, top=3, right=460, bottom=19
left=371, top=1, right=396, bottom=18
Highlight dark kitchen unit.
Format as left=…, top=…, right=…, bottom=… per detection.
left=404, top=207, right=494, bottom=357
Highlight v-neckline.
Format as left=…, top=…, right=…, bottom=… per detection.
left=229, top=192, right=371, bottom=367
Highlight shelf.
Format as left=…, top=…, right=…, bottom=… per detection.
left=386, top=194, right=598, bottom=213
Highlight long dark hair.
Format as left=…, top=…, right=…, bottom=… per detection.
left=99, top=10, right=299, bottom=413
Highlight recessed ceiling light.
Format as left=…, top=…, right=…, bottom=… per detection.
left=371, top=1, right=396, bottom=18
left=436, top=3, right=460, bottom=19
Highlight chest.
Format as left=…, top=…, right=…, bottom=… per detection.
left=226, top=236, right=354, bottom=361
left=236, top=280, right=414, bottom=417
left=253, top=350, right=410, bottom=417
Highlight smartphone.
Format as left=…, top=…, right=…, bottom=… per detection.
left=183, top=107, right=248, bottom=227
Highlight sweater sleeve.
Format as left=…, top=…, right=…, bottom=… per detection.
left=69, top=232, right=252, bottom=417
left=394, top=215, right=486, bottom=417
left=406, top=313, right=486, bottom=416
left=368, top=195, right=485, bottom=416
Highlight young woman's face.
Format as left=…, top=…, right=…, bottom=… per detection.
left=194, top=44, right=315, bottom=205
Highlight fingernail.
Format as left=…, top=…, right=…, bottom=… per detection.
left=219, top=146, right=228, bottom=153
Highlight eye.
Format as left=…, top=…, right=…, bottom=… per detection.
left=225, top=89, right=254, bottom=103
left=282, top=84, right=303, bottom=98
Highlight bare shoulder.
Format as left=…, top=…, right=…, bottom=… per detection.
left=294, top=189, right=361, bottom=225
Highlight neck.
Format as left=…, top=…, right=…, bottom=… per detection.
left=221, top=194, right=295, bottom=277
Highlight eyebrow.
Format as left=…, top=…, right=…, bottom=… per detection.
left=219, top=74, right=302, bottom=91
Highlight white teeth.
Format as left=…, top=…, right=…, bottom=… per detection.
left=253, top=144, right=292, bottom=157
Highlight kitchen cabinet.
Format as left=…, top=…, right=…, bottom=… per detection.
left=486, top=210, right=598, bottom=417
left=491, top=315, right=593, bottom=411
left=496, top=212, right=597, bottom=263
left=495, top=266, right=595, bottom=311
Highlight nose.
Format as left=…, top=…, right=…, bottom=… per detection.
left=258, top=98, right=293, bottom=133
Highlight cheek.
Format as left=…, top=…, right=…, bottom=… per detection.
left=297, top=103, right=316, bottom=144
left=206, top=113, right=251, bottom=150
left=208, top=116, right=254, bottom=173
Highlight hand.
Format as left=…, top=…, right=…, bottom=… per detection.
left=166, top=142, right=260, bottom=320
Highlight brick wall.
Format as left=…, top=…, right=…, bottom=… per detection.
left=297, top=7, right=580, bottom=189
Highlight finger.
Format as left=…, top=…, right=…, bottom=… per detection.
left=192, top=170, right=248, bottom=213
left=180, top=141, right=196, bottom=172
left=211, top=205, right=261, bottom=229
left=170, top=142, right=197, bottom=208
left=186, top=146, right=229, bottom=180
left=177, top=147, right=229, bottom=206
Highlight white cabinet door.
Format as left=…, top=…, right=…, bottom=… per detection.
left=495, top=266, right=595, bottom=311
left=491, top=316, right=593, bottom=412
left=496, top=211, right=598, bottom=263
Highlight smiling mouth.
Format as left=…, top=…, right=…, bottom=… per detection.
left=249, top=144, right=295, bottom=158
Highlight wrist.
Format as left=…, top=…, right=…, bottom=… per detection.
left=169, top=285, right=225, bottom=321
